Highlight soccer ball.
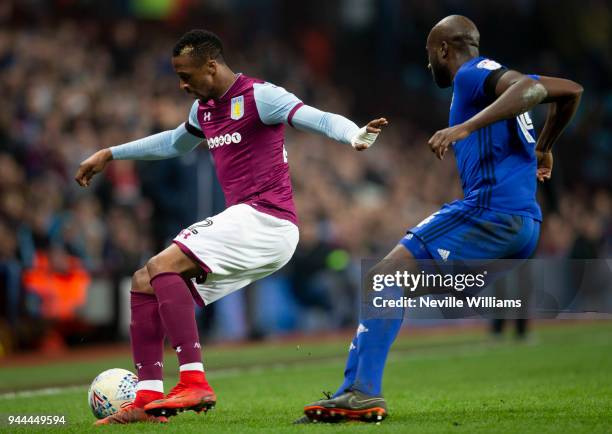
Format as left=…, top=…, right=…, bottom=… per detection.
left=88, top=368, right=138, bottom=419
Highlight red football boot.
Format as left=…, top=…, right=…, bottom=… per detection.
left=144, top=371, right=216, bottom=418
left=94, top=402, right=168, bottom=425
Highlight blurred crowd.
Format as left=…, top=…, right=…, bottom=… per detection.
left=0, top=0, right=610, bottom=352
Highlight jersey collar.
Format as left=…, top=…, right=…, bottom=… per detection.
left=216, top=73, right=243, bottom=102
left=453, top=56, right=484, bottom=85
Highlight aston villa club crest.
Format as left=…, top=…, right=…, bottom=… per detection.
left=231, top=95, right=244, bottom=120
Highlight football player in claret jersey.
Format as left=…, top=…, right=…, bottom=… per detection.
left=75, top=30, right=388, bottom=425
left=301, top=15, right=582, bottom=424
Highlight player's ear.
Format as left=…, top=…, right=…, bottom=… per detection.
left=440, top=41, right=449, bottom=59
left=206, top=59, right=217, bottom=75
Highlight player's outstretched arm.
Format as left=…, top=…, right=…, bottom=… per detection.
left=350, top=117, right=389, bottom=151
left=290, top=106, right=388, bottom=151
left=75, top=148, right=113, bottom=187
left=253, top=82, right=388, bottom=150
left=74, top=122, right=204, bottom=187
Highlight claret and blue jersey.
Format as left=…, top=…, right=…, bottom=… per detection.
left=401, top=57, right=541, bottom=261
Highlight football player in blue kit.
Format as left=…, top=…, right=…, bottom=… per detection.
left=300, top=15, right=583, bottom=424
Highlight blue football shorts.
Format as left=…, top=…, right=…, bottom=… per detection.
left=400, top=201, right=540, bottom=262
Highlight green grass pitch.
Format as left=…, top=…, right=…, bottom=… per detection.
left=0, top=322, right=610, bottom=433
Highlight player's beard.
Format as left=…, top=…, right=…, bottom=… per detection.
left=431, top=62, right=452, bottom=88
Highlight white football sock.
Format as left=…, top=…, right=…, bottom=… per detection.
left=179, top=362, right=204, bottom=372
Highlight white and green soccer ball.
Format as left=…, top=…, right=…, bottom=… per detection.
left=88, top=368, right=138, bottom=419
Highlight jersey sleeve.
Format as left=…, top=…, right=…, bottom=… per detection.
left=110, top=123, right=202, bottom=160
left=455, top=58, right=506, bottom=103
left=253, top=82, right=304, bottom=125
left=288, top=105, right=359, bottom=145
left=185, top=100, right=205, bottom=138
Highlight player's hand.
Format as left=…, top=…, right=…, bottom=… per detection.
left=428, top=123, right=471, bottom=160
left=536, top=150, right=553, bottom=182
left=74, top=148, right=113, bottom=187
left=351, top=118, right=389, bottom=151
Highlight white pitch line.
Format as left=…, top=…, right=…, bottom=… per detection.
left=0, top=385, right=86, bottom=400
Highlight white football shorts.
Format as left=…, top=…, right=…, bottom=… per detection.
left=172, top=204, right=299, bottom=305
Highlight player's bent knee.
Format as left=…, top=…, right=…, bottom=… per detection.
left=145, top=254, right=168, bottom=280
left=131, top=267, right=154, bottom=294
left=146, top=244, right=200, bottom=280
left=365, top=244, right=418, bottom=292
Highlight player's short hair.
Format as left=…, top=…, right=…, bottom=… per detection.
left=173, top=30, right=224, bottom=64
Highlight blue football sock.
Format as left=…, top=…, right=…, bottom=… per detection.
left=352, top=317, right=403, bottom=396
left=351, top=280, right=405, bottom=397
left=332, top=331, right=360, bottom=397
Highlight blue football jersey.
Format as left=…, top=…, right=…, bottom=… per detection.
left=449, top=56, right=542, bottom=221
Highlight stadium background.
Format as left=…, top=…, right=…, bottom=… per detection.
left=0, top=0, right=610, bottom=356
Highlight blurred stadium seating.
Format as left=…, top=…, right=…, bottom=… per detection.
left=0, top=0, right=609, bottom=353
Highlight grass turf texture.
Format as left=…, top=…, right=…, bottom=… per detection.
left=0, top=322, right=610, bottom=433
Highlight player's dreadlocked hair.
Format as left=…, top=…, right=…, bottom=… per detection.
left=173, top=30, right=224, bottom=64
